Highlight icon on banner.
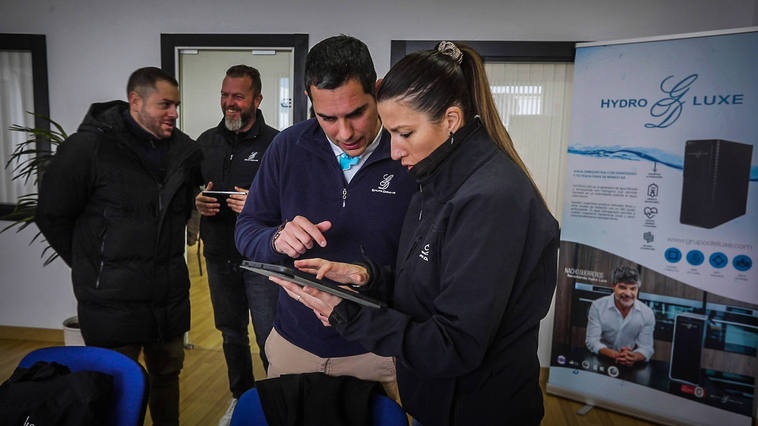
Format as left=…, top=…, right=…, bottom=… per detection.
left=665, top=248, right=682, bottom=263
left=733, top=255, right=752, bottom=272
left=607, top=366, right=620, bottom=378
left=644, top=207, right=658, bottom=219
left=686, top=250, right=705, bottom=266
left=643, top=232, right=654, bottom=243
left=709, top=252, right=728, bottom=269
left=557, top=355, right=566, bottom=365
left=647, top=183, right=659, bottom=198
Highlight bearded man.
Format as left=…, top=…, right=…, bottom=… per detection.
left=194, top=64, right=279, bottom=425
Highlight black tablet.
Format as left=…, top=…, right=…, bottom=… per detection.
left=240, top=260, right=386, bottom=309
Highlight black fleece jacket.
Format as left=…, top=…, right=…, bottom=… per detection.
left=197, top=110, right=278, bottom=263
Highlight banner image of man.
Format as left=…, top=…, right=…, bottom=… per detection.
left=586, top=265, right=656, bottom=366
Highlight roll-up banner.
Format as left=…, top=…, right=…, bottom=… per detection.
left=548, top=28, right=757, bottom=425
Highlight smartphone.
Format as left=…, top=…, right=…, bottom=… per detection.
left=669, top=313, right=706, bottom=385
left=202, top=190, right=246, bottom=203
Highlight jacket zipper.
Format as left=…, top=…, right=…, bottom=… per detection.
left=399, top=184, right=426, bottom=267
left=418, top=184, right=423, bottom=221
left=95, top=234, right=106, bottom=288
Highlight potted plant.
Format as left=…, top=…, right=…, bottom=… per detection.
left=2, top=113, right=82, bottom=345
left=2, top=112, right=68, bottom=265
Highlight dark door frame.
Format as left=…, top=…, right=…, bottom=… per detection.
left=161, top=33, right=309, bottom=123
left=390, top=40, right=577, bottom=66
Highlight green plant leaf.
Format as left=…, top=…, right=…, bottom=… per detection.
left=2, top=112, right=67, bottom=265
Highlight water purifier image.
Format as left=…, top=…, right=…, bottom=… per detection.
left=680, top=139, right=752, bottom=229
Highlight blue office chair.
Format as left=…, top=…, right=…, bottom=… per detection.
left=371, top=393, right=409, bottom=425
left=19, top=346, right=148, bottom=426
left=230, top=388, right=268, bottom=425
left=231, top=388, right=407, bottom=425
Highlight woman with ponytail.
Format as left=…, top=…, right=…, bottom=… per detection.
left=271, top=42, right=559, bottom=425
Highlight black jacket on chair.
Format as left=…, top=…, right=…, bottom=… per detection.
left=36, top=101, right=202, bottom=347
left=256, top=373, right=383, bottom=426
left=0, top=361, right=113, bottom=426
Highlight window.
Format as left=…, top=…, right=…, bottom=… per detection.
left=0, top=34, right=49, bottom=217
left=391, top=41, right=576, bottom=367
left=390, top=40, right=576, bottom=219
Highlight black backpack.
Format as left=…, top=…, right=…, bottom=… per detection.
left=0, top=361, right=113, bottom=426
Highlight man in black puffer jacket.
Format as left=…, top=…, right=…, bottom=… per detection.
left=36, top=67, right=201, bottom=426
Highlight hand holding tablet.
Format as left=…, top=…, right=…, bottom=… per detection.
left=240, top=260, right=385, bottom=309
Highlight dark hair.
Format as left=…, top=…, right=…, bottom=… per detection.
left=126, top=67, right=178, bottom=98
left=611, top=265, right=641, bottom=287
left=226, top=64, right=262, bottom=96
left=305, top=35, right=376, bottom=96
left=377, top=42, right=543, bottom=202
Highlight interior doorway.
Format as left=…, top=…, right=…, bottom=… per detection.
left=178, top=48, right=294, bottom=139
left=161, top=34, right=308, bottom=349
left=161, top=33, right=308, bottom=132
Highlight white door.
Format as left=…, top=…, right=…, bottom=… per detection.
left=178, top=48, right=294, bottom=139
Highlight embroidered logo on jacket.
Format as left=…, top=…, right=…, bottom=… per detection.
left=419, top=244, right=431, bottom=262
left=371, top=174, right=396, bottom=194
left=244, top=152, right=260, bottom=162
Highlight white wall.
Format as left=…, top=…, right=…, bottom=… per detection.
left=1, top=0, right=756, bottom=359
left=0, top=225, right=75, bottom=328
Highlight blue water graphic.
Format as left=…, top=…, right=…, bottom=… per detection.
left=567, top=145, right=758, bottom=181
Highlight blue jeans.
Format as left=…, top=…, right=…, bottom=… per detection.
left=206, top=259, right=279, bottom=398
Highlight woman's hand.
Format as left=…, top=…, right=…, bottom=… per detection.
left=267, top=258, right=369, bottom=326
left=268, top=275, right=343, bottom=326
left=294, top=258, right=369, bottom=286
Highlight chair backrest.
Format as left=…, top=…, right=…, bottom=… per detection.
left=371, top=394, right=408, bottom=426
left=230, top=388, right=268, bottom=426
left=230, top=388, right=408, bottom=426
left=19, top=346, right=148, bottom=426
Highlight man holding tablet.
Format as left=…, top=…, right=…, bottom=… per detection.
left=194, top=65, right=279, bottom=425
left=235, top=35, right=415, bottom=398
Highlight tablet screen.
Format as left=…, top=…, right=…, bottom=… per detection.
left=240, top=260, right=386, bottom=309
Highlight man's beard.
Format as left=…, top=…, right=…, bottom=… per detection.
left=138, top=107, right=172, bottom=139
left=615, top=294, right=635, bottom=308
left=224, top=107, right=253, bottom=132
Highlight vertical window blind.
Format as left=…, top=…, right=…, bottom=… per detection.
left=0, top=50, right=36, bottom=204
left=485, top=62, right=574, bottom=223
